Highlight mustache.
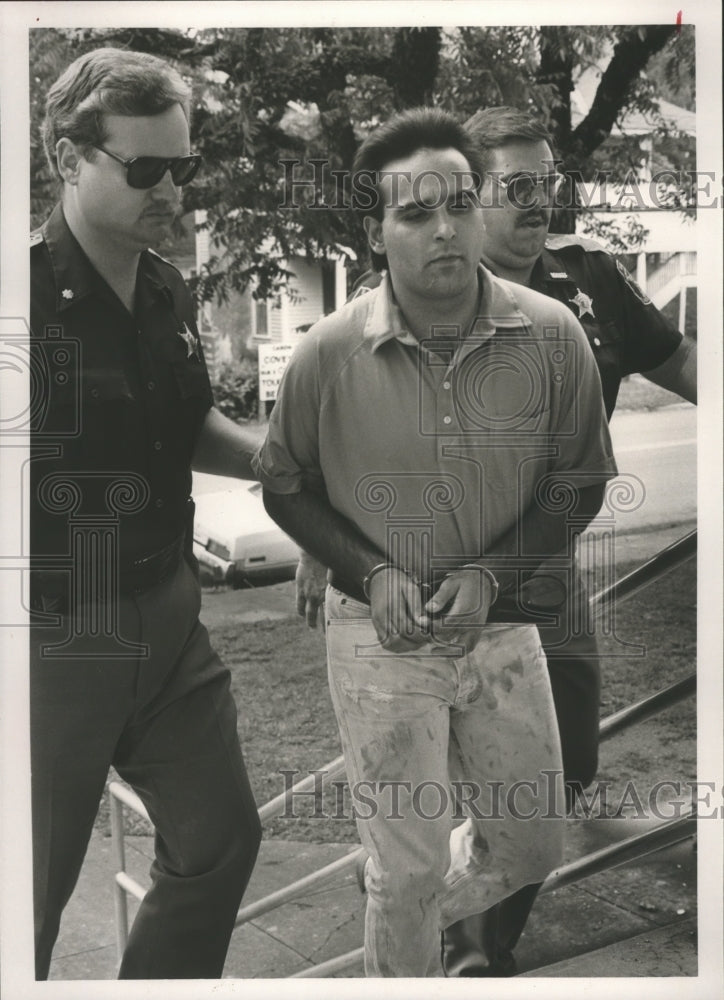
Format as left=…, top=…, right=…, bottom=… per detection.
left=516, top=210, right=548, bottom=227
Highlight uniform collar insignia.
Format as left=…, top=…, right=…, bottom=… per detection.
left=569, top=288, right=595, bottom=319
left=41, top=205, right=96, bottom=310
left=532, top=249, right=573, bottom=287
left=178, top=322, right=200, bottom=359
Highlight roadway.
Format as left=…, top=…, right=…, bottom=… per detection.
left=591, top=403, right=696, bottom=534
left=193, top=404, right=698, bottom=536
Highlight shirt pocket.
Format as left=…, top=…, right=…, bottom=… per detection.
left=172, top=356, right=212, bottom=401
left=81, top=369, right=141, bottom=456
left=83, top=369, right=135, bottom=404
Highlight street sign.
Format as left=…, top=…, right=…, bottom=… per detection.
left=258, top=343, right=295, bottom=402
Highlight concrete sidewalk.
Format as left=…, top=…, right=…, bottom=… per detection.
left=50, top=814, right=696, bottom=980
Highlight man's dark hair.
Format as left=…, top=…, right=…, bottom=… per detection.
left=464, top=106, right=555, bottom=173
left=42, top=47, right=192, bottom=180
left=352, top=106, right=484, bottom=271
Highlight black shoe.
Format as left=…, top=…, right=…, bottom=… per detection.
left=442, top=912, right=518, bottom=978
left=354, top=849, right=368, bottom=894
left=442, top=928, right=517, bottom=977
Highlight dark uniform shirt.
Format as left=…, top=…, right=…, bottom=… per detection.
left=529, top=235, right=683, bottom=418
left=30, top=204, right=213, bottom=565
left=350, top=235, right=684, bottom=420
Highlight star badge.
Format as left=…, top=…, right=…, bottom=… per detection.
left=569, top=288, right=594, bottom=319
left=61, top=288, right=74, bottom=300
left=178, top=322, right=200, bottom=360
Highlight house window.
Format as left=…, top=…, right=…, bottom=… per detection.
left=321, top=260, right=336, bottom=315
left=255, top=300, right=269, bottom=338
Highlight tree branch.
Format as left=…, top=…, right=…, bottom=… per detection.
left=565, top=25, right=677, bottom=165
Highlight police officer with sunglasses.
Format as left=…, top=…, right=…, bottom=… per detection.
left=30, top=47, right=262, bottom=980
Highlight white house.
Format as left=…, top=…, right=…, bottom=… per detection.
left=572, top=58, right=697, bottom=328
left=192, top=210, right=353, bottom=378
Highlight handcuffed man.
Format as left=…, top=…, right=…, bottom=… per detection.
left=331, top=106, right=698, bottom=975
left=255, top=107, right=618, bottom=976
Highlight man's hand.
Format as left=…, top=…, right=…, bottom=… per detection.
left=422, top=568, right=495, bottom=653
left=368, top=568, right=429, bottom=653
left=295, top=552, right=328, bottom=629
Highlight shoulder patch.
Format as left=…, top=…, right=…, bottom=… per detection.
left=545, top=234, right=605, bottom=253
left=615, top=258, right=652, bottom=304
left=30, top=231, right=44, bottom=247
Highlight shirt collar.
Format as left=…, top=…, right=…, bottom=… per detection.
left=363, top=264, right=534, bottom=356
left=362, top=272, right=417, bottom=351
left=40, top=203, right=172, bottom=312
left=41, top=204, right=98, bottom=313
left=141, top=249, right=175, bottom=295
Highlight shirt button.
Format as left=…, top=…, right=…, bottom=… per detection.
left=593, top=337, right=601, bottom=347
left=443, top=381, right=451, bottom=390
left=90, top=388, right=99, bottom=398
left=147, top=380, right=156, bottom=391
left=155, top=498, right=164, bottom=508
left=443, top=415, right=452, bottom=425
left=154, top=441, right=162, bottom=451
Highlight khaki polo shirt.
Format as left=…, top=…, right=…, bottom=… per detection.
left=254, top=266, right=617, bottom=584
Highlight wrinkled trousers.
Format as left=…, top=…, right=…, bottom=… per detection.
left=325, top=586, right=564, bottom=977
left=31, top=556, right=261, bottom=979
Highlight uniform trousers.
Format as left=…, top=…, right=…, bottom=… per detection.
left=325, top=586, right=565, bottom=977
left=30, top=555, right=261, bottom=979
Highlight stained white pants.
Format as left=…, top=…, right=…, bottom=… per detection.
left=325, top=585, right=565, bottom=977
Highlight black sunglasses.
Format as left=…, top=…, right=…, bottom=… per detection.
left=93, top=145, right=202, bottom=189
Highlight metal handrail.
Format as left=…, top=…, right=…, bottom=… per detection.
left=590, top=530, right=696, bottom=613
left=292, top=809, right=697, bottom=978
left=599, top=674, right=696, bottom=741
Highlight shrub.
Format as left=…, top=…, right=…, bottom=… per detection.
left=211, top=358, right=259, bottom=422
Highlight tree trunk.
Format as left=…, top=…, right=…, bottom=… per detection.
left=538, top=28, right=576, bottom=233
left=391, top=27, right=442, bottom=108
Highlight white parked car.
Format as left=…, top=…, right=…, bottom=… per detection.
left=192, top=481, right=299, bottom=587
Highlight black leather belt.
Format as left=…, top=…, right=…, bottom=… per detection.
left=328, top=571, right=369, bottom=605
left=32, top=531, right=187, bottom=613
left=118, top=532, right=186, bottom=593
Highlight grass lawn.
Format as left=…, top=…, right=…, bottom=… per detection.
left=99, top=553, right=696, bottom=843
left=614, top=374, right=691, bottom=413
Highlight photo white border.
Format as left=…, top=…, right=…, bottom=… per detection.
left=1, top=2, right=721, bottom=998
